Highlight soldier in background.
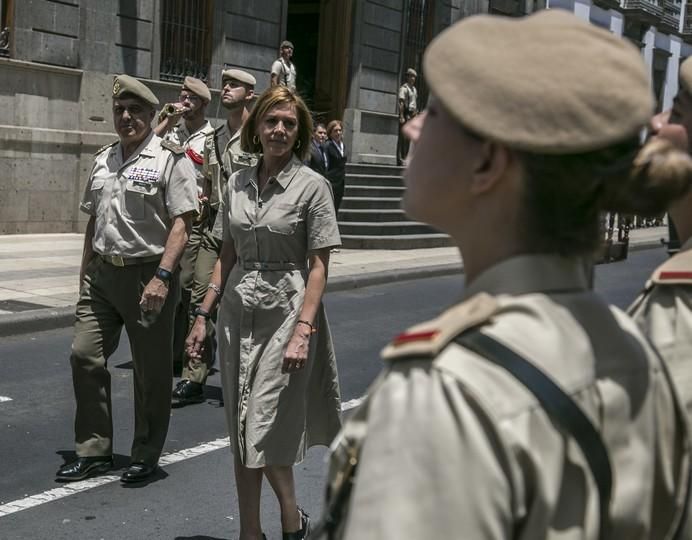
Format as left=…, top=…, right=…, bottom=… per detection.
left=56, top=75, right=198, bottom=483
left=396, top=68, right=418, bottom=166
left=154, top=77, right=215, bottom=395
left=271, top=40, right=297, bottom=92
left=171, top=69, right=258, bottom=406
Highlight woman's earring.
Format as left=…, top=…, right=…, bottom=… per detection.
left=296, top=139, right=301, bottom=150
left=253, top=135, right=260, bottom=146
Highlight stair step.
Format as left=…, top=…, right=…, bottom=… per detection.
left=340, top=197, right=402, bottom=210
left=338, top=209, right=408, bottom=222
left=340, top=233, right=453, bottom=250
left=344, top=185, right=405, bottom=198
left=338, top=221, right=437, bottom=236
left=346, top=163, right=405, bottom=176
left=345, top=174, right=404, bottom=187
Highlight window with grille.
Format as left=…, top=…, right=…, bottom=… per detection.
left=401, top=0, right=435, bottom=108
left=160, top=0, right=213, bottom=83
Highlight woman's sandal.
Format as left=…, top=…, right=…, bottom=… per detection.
left=282, top=507, right=310, bottom=540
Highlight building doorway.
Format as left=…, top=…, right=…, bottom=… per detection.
left=286, top=0, right=352, bottom=122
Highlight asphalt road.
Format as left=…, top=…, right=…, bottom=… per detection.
left=0, top=247, right=668, bottom=540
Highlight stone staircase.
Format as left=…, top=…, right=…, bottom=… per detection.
left=338, top=163, right=453, bottom=249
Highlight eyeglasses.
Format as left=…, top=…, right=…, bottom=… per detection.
left=178, top=94, right=201, bottom=102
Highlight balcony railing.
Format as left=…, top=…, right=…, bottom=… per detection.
left=623, top=0, right=664, bottom=18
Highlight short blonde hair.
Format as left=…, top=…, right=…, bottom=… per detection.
left=241, top=86, right=313, bottom=161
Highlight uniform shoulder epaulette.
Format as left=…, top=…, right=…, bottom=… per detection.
left=94, top=140, right=118, bottom=156
left=649, top=248, right=692, bottom=286
left=160, top=139, right=185, bottom=155
left=381, top=292, right=499, bottom=362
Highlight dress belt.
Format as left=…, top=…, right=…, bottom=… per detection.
left=99, top=254, right=161, bottom=267
left=240, top=260, right=305, bottom=271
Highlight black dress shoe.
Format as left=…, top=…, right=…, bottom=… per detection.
left=120, top=462, right=157, bottom=483
left=283, top=507, right=310, bottom=540
left=56, top=456, right=113, bottom=482
left=172, top=379, right=205, bottom=405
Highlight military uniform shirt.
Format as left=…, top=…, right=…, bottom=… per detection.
left=398, top=82, right=418, bottom=115
left=165, top=120, right=213, bottom=193
left=329, top=255, right=690, bottom=540
left=203, top=122, right=258, bottom=210
left=80, top=131, right=199, bottom=257
left=630, top=237, right=692, bottom=415
left=271, top=58, right=297, bottom=92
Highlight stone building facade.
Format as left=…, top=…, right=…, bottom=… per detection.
left=0, top=0, right=689, bottom=234
left=0, top=0, right=463, bottom=234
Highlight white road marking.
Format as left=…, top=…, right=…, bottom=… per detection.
left=0, top=396, right=368, bottom=518
left=0, top=437, right=231, bottom=518
left=0, top=396, right=12, bottom=403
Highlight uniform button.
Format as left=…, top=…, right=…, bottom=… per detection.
left=269, top=179, right=274, bottom=184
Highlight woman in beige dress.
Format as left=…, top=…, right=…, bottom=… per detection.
left=316, top=11, right=692, bottom=540
left=186, top=86, right=341, bottom=540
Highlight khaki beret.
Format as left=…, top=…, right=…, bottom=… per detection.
left=221, top=68, right=256, bottom=87
left=424, top=10, right=653, bottom=154
left=406, top=68, right=417, bottom=77
left=112, top=74, right=159, bottom=106
left=182, top=76, right=211, bottom=102
left=679, top=56, right=692, bottom=93
left=281, top=40, right=294, bottom=49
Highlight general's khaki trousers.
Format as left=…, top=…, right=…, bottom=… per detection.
left=70, top=256, right=179, bottom=465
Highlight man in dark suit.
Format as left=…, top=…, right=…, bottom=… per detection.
left=307, top=122, right=329, bottom=175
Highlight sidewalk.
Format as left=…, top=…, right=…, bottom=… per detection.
left=0, top=226, right=668, bottom=336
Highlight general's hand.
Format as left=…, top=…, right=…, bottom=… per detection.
left=186, top=317, right=207, bottom=360
left=139, top=277, right=169, bottom=313
left=283, top=330, right=310, bottom=373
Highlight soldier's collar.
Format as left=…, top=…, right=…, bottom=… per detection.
left=464, top=254, right=589, bottom=299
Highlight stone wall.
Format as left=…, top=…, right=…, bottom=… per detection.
left=0, top=59, right=226, bottom=234
left=345, top=0, right=406, bottom=165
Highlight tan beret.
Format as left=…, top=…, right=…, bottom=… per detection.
left=406, top=68, right=417, bottom=77
left=112, top=74, right=159, bottom=106
left=182, top=76, right=211, bottom=102
left=221, top=68, right=256, bottom=87
left=679, top=56, right=692, bottom=93
left=424, top=10, right=653, bottom=154
left=281, top=40, right=294, bottom=49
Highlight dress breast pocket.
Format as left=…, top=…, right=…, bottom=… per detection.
left=266, top=203, right=303, bottom=236
left=124, top=167, right=161, bottom=220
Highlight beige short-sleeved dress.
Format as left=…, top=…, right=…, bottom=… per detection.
left=214, top=155, right=342, bottom=467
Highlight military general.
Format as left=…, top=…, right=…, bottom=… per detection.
left=56, top=75, right=198, bottom=483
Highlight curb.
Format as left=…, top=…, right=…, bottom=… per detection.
left=0, top=239, right=666, bottom=338
left=0, top=263, right=464, bottom=338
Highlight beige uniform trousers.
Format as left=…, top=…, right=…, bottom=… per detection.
left=71, top=256, right=179, bottom=465
left=174, top=211, right=221, bottom=383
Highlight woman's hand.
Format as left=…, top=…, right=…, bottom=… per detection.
left=283, top=329, right=311, bottom=373
left=186, top=317, right=207, bottom=360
